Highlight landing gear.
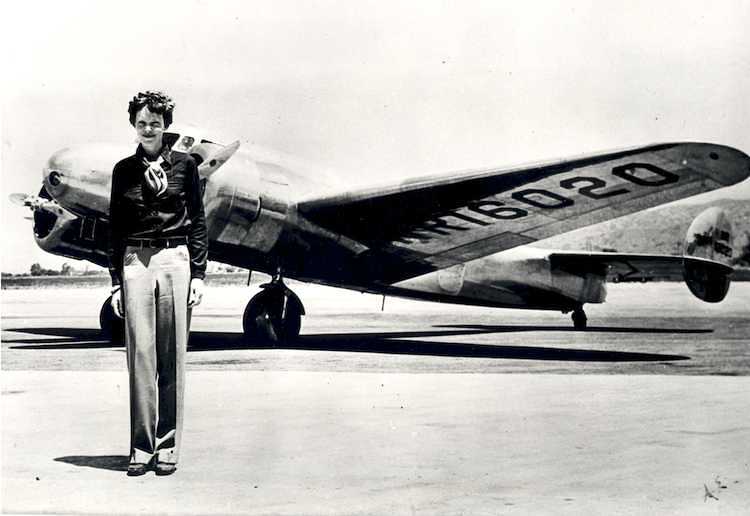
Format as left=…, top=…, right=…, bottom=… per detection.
left=242, top=276, right=304, bottom=345
left=99, top=295, right=125, bottom=343
left=571, top=306, right=587, bottom=330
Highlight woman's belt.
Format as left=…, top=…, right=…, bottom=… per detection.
left=125, top=236, right=188, bottom=249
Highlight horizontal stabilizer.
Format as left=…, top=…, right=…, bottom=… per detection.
left=549, top=252, right=732, bottom=283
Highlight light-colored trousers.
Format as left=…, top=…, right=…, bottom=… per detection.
left=122, top=244, right=191, bottom=465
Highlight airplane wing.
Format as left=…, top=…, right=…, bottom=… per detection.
left=297, top=142, right=750, bottom=283
left=548, top=252, right=733, bottom=282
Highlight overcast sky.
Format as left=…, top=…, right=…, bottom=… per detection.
left=2, top=0, right=750, bottom=273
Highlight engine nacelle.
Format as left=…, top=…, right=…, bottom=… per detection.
left=683, top=207, right=733, bottom=302
left=394, top=246, right=605, bottom=310
left=31, top=188, right=108, bottom=267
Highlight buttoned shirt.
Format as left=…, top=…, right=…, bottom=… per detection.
left=107, top=144, right=208, bottom=286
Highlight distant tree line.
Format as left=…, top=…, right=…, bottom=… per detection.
left=1, top=260, right=245, bottom=278
left=30, top=263, right=62, bottom=276
left=1, top=263, right=106, bottom=277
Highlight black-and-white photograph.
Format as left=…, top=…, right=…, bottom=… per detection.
left=2, top=1, right=750, bottom=514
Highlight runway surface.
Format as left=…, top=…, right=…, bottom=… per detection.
left=3, top=282, right=749, bottom=375
left=2, top=283, right=750, bottom=514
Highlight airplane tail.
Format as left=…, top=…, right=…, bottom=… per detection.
left=682, top=207, right=733, bottom=302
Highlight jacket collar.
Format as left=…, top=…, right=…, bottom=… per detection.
left=136, top=143, right=173, bottom=164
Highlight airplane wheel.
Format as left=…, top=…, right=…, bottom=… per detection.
left=572, top=307, right=587, bottom=330
left=99, top=296, right=125, bottom=344
left=242, top=288, right=302, bottom=345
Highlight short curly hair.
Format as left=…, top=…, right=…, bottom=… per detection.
left=128, top=90, right=175, bottom=128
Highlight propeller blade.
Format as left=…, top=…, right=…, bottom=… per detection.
left=9, top=192, right=57, bottom=212
left=198, top=140, right=240, bottom=178
left=9, top=193, right=31, bottom=207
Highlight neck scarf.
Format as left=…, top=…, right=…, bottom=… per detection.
left=140, top=145, right=172, bottom=198
left=143, top=158, right=168, bottom=197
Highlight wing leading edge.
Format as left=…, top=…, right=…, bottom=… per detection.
left=298, top=142, right=750, bottom=283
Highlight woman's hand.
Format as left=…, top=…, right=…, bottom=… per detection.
left=111, top=288, right=124, bottom=318
left=188, top=278, right=204, bottom=308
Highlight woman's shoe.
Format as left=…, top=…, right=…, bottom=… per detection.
left=154, top=462, right=177, bottom=476
left=127, top=463, right=148, bottom=476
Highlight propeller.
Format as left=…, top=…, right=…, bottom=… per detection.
left=9, top=193, right=32, bottom=206
left=9, top=192, right=57, bottom=213
left=10, top=193, right=40, bottom=222
left=197, top=140, right=240, bottom=178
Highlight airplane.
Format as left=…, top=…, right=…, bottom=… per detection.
left=11, top=125, right=750, bottom=343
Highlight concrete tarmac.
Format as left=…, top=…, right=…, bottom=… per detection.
left=2, top=283, right=750, bottom=514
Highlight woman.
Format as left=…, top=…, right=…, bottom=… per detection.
left=108, top=91, right=208, bottom=476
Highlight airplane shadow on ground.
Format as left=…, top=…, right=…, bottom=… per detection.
left=4, top=328, right=116, bottom=348
left=6, top=325, right=702, bottom=362
left=55, top=455, right=128, bottom=472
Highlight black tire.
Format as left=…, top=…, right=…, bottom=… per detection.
left=99, top=296, right=125, bottom=344
left=242, top=290, right=302, bottom=345
left=572, top=308, right=587, bottom=330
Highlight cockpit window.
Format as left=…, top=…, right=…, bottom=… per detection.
left=170, top=135, right=195, bottom=153
left=163, top=132, right=199, bottom=153
left=163, top=131, right=222, bottom=165
left=180, top=136, right=195, bottom=149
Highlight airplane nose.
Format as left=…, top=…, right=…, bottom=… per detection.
left=43, top=147, right=74, bottom=199
left=41, top=144, right=119, bottom=217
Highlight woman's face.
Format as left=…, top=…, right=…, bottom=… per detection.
left=134, top=106, right=165, bottom=155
